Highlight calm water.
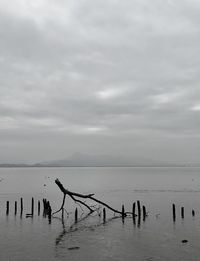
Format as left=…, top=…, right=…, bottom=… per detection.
left=0, top=167, right=200, bottom=260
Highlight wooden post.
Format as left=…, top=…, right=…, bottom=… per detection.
left=137, top=212, right=141, bottom=228
left=172, top=204, right=176, bottom=221
left=142, top=205, right=146, bottom=221
left=31, top=197, right=34, bottom=215
left=133, top=215, right=136, bottom=226
left=48, top=205, right=52, bottom=223
left=132, top=202, right=136, bottom=217
left=20, top=198, right=23, bottom=214
left=46, top=201, right=50, bottom=215
left=38, top=200, right=40, bottom=216
left=103, top=208, right=106, bottom=223
left=122, top=204, right=125, bottom=219
left=43, top=199, right=45, bottom=215
left=137, top=200, right=141, bottom=217
left=75, top=208, right=78, bottom=223
left=43, top=199, right=46, bottom=216
left=15, top=201, right=17, bottom=215
left=181, top=207, right=184, bottom=219
left=6, top=201, right=9, bottom=215
left=192, top=209, right=195, bottom=217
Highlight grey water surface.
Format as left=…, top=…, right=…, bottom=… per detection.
left=0, top=167, right=200, bottom=261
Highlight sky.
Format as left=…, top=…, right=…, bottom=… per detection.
left=0, top=0, right=200, bottom=164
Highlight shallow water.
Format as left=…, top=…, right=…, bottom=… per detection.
left=0, top=167, right=200, bottom=260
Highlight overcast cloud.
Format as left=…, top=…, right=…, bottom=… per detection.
left=0, top=0, right=200, bottom=163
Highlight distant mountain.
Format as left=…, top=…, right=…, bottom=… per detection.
left=35, top=152, right=170, bottom=167
left=0, top=152, right=191, bottom=167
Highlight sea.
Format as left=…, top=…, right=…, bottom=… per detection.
left=0, top=166, right=200, bottom=261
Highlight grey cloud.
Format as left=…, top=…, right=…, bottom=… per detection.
left=0, top=0, right=200, bottom=162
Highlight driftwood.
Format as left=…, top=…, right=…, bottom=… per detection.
left=53, top=178, right=133, bottom=217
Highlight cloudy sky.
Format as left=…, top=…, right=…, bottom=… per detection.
left=0, top=0, right=200, bottom=164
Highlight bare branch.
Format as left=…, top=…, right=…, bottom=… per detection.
left=54, top=178, right=131, bottom=217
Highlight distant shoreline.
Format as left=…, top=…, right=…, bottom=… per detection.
left=0, top=164, right=198, bottom=168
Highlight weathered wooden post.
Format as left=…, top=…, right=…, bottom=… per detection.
left=14, top=201, right=17, bottom=215
left=43, top=199, right=47, bottom=217
left=103, top=208, right=106, bottom=223
left=75, top=208, right=78, bottom=223
left=132, top=202, right=136, bottom=217
left=132, top=202, right=136, bottom=226
left=6, top=201, right=9, bottom=215
left=142, top=205, right=146, bottom=221
left=137, top=213, right=141, bottom=228
left=137, top=200, right=141, bottom=217
left=122, top=204, right=125, bottom=218
left=38, top=200, right=40, bottom=216
left=43, top=198, right=45, bottom=214
left=133, top=215, right=136, bottom=226
left=31, top=197, right=34, bottom=215
left=172, top=204, right=176, bottom=221
left=20, top=198, right=23, bottom=214
left=46, top=201, right=50, bottom=213
left=192, top=209, right=195, bottom=217
left=48, top=205, right=52, bottom=223
left=181, top=207, right=184, bottom=219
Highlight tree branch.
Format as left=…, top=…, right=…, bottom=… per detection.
left=54, top=178, right=130, bottom=217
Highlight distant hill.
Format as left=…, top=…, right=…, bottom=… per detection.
left=0, top=152, right=191, bottom=167
left=36, top=152, right=135, bottom=167
left=33, top=152, right=180, bottom=167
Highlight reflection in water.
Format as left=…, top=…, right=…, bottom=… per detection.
left=54, top=213, right=123, bottom=249
left=55, top=217, right=67, bottom=246
left=2, top=167, right=200, bottom=261
left=133, top=215, right=136, bottom=227
left=55, top=212, right=93, bottom=246
left=137, top=214, right=141, bottom=228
